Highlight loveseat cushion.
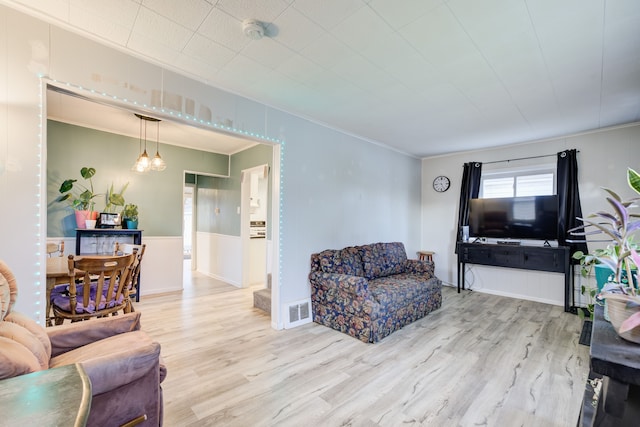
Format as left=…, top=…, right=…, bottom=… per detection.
left=49, top=330, right=160, bottom=395
left=360, top=242, right=408, bottom=279
left=48, top=312, right=142, bottom=357
left=316, top=246, right=365, bottom=277
left=0, top=312, right=51, bottom=370
left=0, top=336, right=42, bottom=379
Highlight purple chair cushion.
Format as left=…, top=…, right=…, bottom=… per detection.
left=52, top=282, right=124, bottom=314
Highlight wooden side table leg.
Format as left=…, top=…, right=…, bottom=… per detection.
left=417, top=251, right=434, bottom=262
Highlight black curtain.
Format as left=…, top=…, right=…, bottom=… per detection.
left=456, top=162, right=482, bottom=250
left=557, top=149, right=588, bottom=261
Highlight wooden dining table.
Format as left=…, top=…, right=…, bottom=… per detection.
left=46, top=256, right=71, bottom=326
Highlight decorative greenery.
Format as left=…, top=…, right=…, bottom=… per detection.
left=571, top=167, right=640, bottom=333
left=122, top=203, right=139, bottom=221
left=57, top=166, right=100, bottom=211
left=104, top=182, right=129, bottom=213
left=578, top=284, right=598, bottom=321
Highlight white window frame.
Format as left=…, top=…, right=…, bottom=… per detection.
left=479, top=163, right=557, bottom=198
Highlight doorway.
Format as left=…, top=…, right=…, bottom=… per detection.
left=183, top=183, right=195, bottom=271
left=241, top=164, right=269, bottom=288
left=45, top=82, right=283, bottom=329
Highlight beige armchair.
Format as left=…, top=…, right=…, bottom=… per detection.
left=0, top=260, right=166, bottom=426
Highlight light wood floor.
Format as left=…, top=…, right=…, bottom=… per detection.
left=136, top=269, right=589, bottom=427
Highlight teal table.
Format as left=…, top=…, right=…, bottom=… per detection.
left=0, top=364, right=91, bottom=427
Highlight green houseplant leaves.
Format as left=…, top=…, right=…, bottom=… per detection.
left=57, top=167, right=100, bottom=211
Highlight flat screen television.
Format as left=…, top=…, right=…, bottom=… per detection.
left=468, top=195, right=558, bottom=241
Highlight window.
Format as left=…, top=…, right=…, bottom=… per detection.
left=480, top=167, right=555, bottom=198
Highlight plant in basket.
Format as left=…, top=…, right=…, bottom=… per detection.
left=570, top=168, right=640, bottom=343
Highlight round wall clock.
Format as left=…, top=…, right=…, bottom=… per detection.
left=433, top=175, right=450, bottom=192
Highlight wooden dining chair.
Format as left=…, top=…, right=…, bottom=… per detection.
left=51, top=253, right=135, bottom=324
left=115, top=243, right=146, bottom=307
left=46, top=241, right=64, bottom=257
left=46, top=241, right=68, bottom=325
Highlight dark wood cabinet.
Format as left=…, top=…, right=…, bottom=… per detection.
left=579, top=304, right=640, bottom=426
left=456, top=242, right=573, bottom=312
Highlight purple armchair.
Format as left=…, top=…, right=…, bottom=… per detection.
left=0, top=260, right=166, bottom=426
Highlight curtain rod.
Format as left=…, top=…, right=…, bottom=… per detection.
left=482, top=150, right=580, bottom=165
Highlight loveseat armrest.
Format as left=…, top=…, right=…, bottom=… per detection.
left=405, top=259, right=435, bottom=278
left=47, top=312, right=141, bottom=357
left=49, top=330, right=160, bottom=396
left=309, top=271, right=369, bottom=296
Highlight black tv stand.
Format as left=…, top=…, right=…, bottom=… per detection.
left=456, top=242, right=574, bottom=313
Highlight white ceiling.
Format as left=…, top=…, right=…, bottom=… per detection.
left=8, top=0, right=640, bottom=158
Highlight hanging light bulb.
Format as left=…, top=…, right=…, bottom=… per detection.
left=132, top=114, right=164, bottom=173
left=150, top=119, right=166, bottom=171
left=136, top=150, right=150, bottom=172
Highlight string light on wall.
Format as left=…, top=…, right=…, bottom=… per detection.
left=49, top=79, right=281, bottom=144
left=132, top=113, right=164, bottom=172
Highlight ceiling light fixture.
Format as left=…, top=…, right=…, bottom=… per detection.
left=132, top=114, right=164, bottom=173
left=150, top=119, right=166, bottom=171
left=242, top=19, right=264, bottom=40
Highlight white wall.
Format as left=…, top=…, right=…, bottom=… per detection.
left=1, top=6, right=422, bottom=327
left=422, top=124, right=640, bottom=306
left=196, top=232, right=242, bottom=287
left=269, top=110, right=422, bottom=313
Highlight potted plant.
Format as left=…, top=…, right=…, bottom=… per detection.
left=571, top=167, right=640, bottom=343
left=57, top=166, right=101, bottom=228
left=104, top=182, right=128, bottom=213
left=102, top=182, right=129, bottom=227
left=122, top=203, right=139, bottom=229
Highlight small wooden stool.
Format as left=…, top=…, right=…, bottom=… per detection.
left=417, top=250, right=434, bottom=262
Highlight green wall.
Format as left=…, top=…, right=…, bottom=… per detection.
left=47, top=120, right=229, bottom=237
left=195, top=175, right=225, bottom=234
left=195, top=144, right=273, bottom=236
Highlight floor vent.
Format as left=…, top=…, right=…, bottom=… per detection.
left=285, top=299, right=311, bottom=328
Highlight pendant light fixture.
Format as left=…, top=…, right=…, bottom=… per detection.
left=150, top=118, right=166, bottom=171
left=132, top=114, right=164, bottom=173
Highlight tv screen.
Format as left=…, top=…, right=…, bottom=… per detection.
left=468, top=195, right=558, bottom=241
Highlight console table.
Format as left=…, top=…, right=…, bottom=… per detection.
left=75, top=228, right=143, bottom=301
left=456, top=242, right=574, bottom=312
left=75, top=228, right=143, bottom=255
left=579, top=304, right=640, bottom=425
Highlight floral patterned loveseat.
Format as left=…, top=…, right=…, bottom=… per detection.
left=309, top=242, right=442, bottom=343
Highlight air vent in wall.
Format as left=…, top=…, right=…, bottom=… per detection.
left=285, top=299, right=311, bottom=328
